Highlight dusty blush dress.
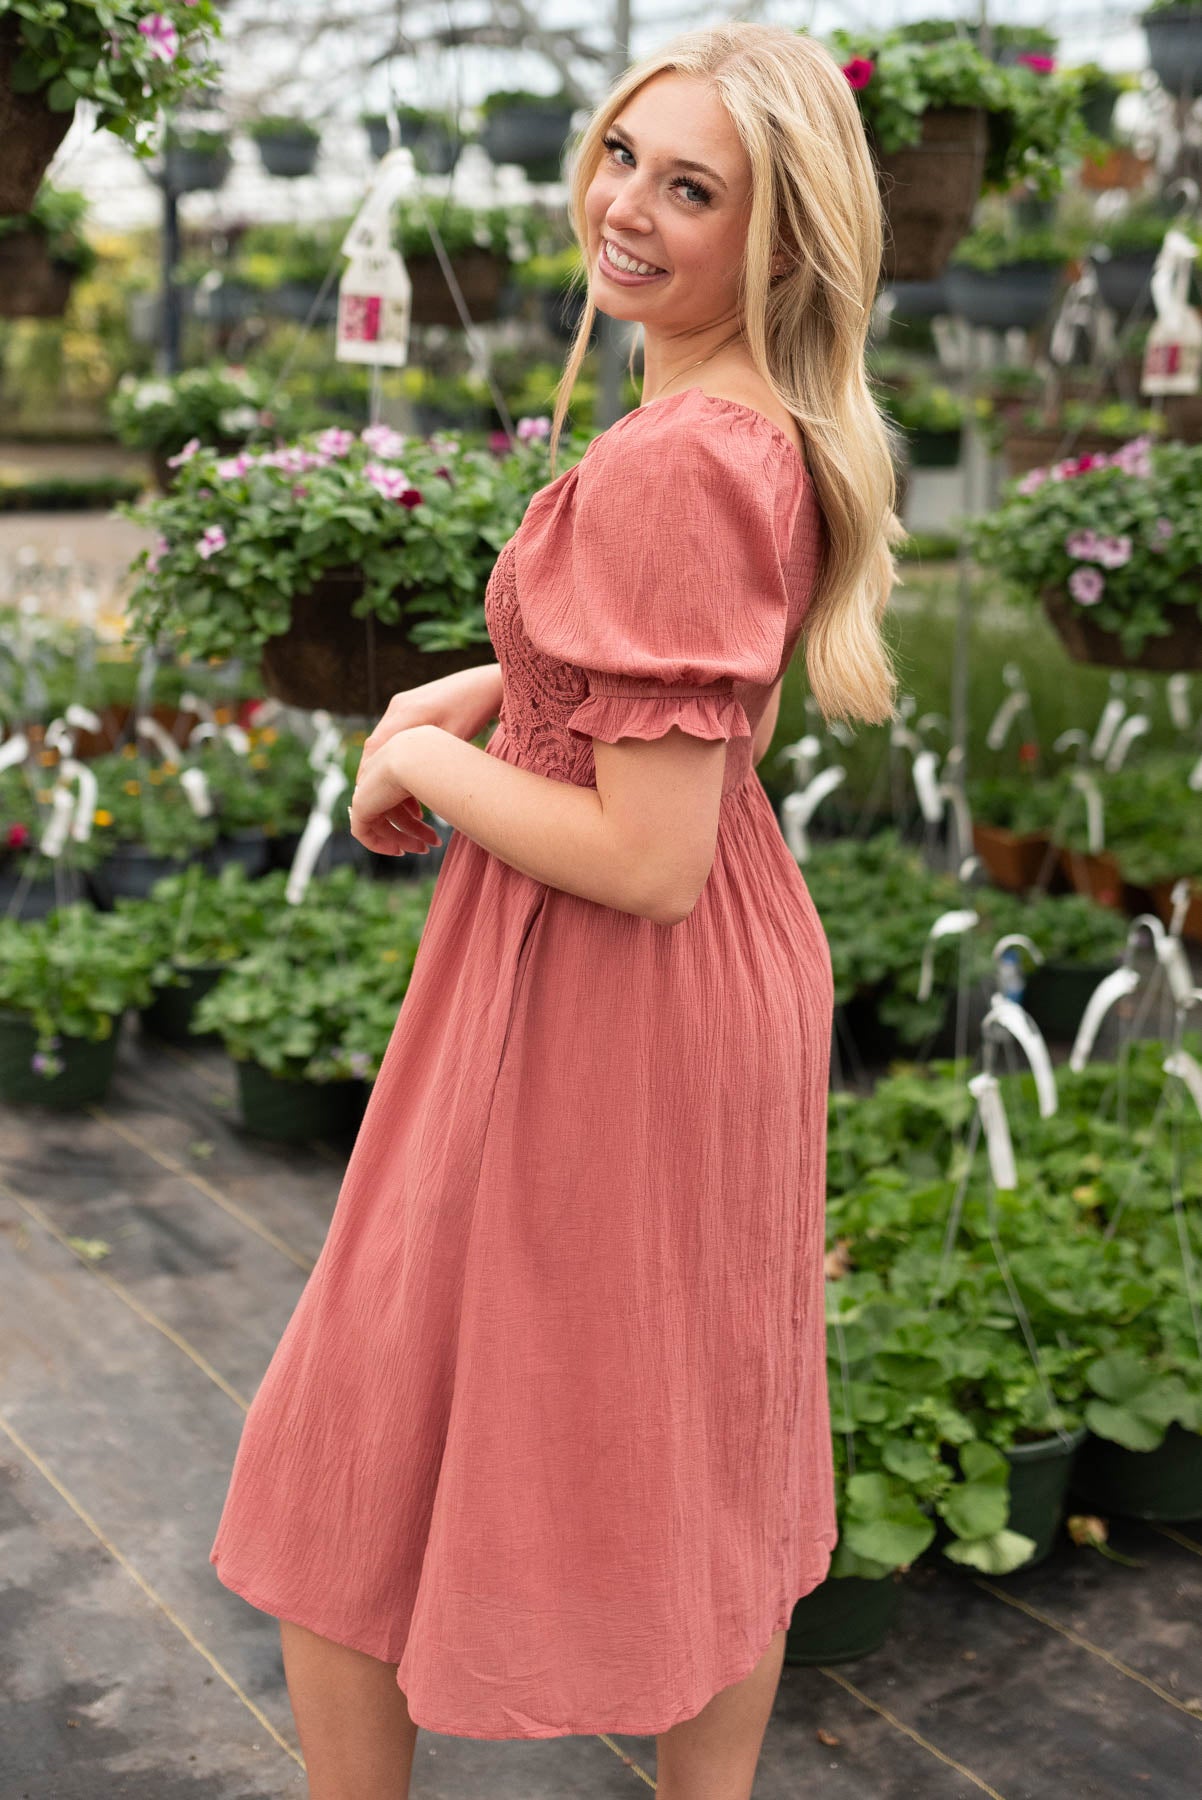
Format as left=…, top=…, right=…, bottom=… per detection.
left=209, top=387, right=839, bottom=1741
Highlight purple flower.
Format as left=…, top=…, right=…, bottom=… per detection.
left=361, top=423, right=407, bottom=459
left=347, top=1050, right=371, bottom=1079
left=197, top=525, right=227, bottom=560
left=1069, top=566, right=1105, bottom=606
left=31, top=1050, right=62, bottom=1079
left=1096, top=534, right=1132, bottom=569
left=1066, top=529, right=1101, bottom=560
left=137, top=14, right=179, bottom=62
left=516, top=415, right=551, bottom=441
left=316, top=427, right=355, bottom=458
left=166, top=435, right=201, bottom=468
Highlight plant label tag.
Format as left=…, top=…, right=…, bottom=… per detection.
left=985, top=689, right=1026, bottom=751
left=1090, top=696, right=1125, bottom=761
left=968, top=1072, right=1018, bottom=1192
left=1165, top=1050, right=1202, bottom=1123
left=336, top=248, right=412, bottom=367
left=1069, top=769, right=1104, bottom=853
left=912, top=749, right=944, bottom=823
left=983, top=994, right=1058, bottom=1118
left=64, top=704, right=102, bottom=733
left=779, top=766, right=845, bottom=863
left=0, top=733, right=28, bottom=773
left=180, top=767, right=213, bottom=819
left=39, top=785, right=75, bottom=861
left=1167, top=674, right=1192, bottom=734
left=1069, top=965, right=1140, bottom=1071
left=917, top=908, right=979, bottom=1003
left=286, top=812, right=333, bottom=905
left=1141, top=230, right=1202, bottom=395
left=137, top=715, right=178, bottom=762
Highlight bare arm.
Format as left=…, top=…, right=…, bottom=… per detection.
left=371, top=722, right=728, bottom=927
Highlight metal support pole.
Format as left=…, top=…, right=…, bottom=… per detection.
left=597, top=0, right=633, bottom=428
left=159, top=180, right=182, bottom=376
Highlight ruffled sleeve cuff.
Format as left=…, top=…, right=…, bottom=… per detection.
left=566, top=680, right=752, bottom=747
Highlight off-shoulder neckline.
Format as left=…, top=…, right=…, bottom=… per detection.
left=625, top=388, right=808, bottom=480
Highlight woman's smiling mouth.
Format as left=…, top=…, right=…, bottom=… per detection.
left=600, top=237, right=668, bottom=281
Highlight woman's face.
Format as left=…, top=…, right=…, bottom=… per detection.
left=582, top=71, right=754, bottom=333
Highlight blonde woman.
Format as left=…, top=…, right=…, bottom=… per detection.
left=210, top=20, right=900, bottom=1799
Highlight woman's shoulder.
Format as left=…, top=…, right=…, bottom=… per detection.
left=583, top=387, right=808, bottom=486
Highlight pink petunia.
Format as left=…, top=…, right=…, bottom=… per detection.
left=1066, top=529, right=1101, bottom=560
left=363, top=461, right=412, bottom=501
left=1109, top=435, right=1154, bottom=477
left=1069, top=566, right=1104, bottom=606
left=360, top=424, right=407, bottom=460
left=216, top=452, right=254, bottom=479
left=316, top=427, right=355, bottom=458
left=1096, top=534, right=1132, bottom=569
left=516, top=415, right=551, bottom=442
left=137, top=14, right=179, bottom=62
left=1151, top=516, right=1175, bottom=550
left=1017, top=467, right=1049, bottom=495
left=166, top=435, right=201, bottom=468
left=488, top=430, right=511, bottom=456
left=842, top=58, right=876, bottom=90
left=1018, top=54, right=1056, bottom=74
left=196, top=525, right=227, bottom=560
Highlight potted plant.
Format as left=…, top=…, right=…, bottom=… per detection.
left=968, top=770, right=1065, bottom=891
left=478, top=87, right=576, bottom=183
left=247, top=114, right=320, bottom=179
left=85, top=749, right=220, bottom=906
left=109, top=364, right=289, bottom=490
left=969, top=436, right=1202, bottom=670
left=1142, top=0, right=1202, bottom=100
left=393, top=197, right=521, bottom=327
left=944, top=218, right=1074, bottom=330
left=877, top=378, right=965, bottom=466
left=162, top=123, right=231, bottom=194
left=124, top=861, right=280, bottom=1045
left=0, top=763, right=92, bottom=920
left=1000, top=398, right=1166, bottom=480
left=1069, top=63, right=1126, bottom=142
left=1089, top=200, right=1198, bottom=317
left=0, top=901, right=157, bottom=1106
left=0, top=183, right=94, bottom=318
left=514, top=244, right=589, bottom=344
left=828, top=28, right=1090, bottom=283
left=0, top=1, right=220, bottom=215
left=120, top=423, right=582, bottom=714
left=1070, top=1351, right=1202, bottom=1521
left=230, top=220, right=341, bottom=324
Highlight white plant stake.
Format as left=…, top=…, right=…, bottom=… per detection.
left=64, top=704, right=101, bottom=734
left=1069, top=769, right=1104, bottom=853
left=180, top=691, right=216, bottom=725
left=912, top=749, right=944, bottom=824
left=985, top=681, right=1028, bottom=752
left=1090, top=691, right=1126, bottom=762
left=917, top=908, right=979, bottom=1003
left=286, top=765, right=349, bottom=905
left=780, top=766, right=846, bottom=863
left=968, top=1071, right=1018, bottom=1190
left=1165, top=1049, right=1202, bottom=1119
left=939, top=781, right=973, bottom=866
left=39, top=784, right=76, bottom=859
left=981, top=993, right=1058, bottom=1118
left=1167, top=674, right=1192, bottom=733
left=0, top=733, right=28, bottom=773
left=778, top=734, right=822, bottom=791
left=1069, top=966, right=1141, bottom=1071
left=137, top=715, right=178, bottom=762
left=180, top=768, right=213, bottom=819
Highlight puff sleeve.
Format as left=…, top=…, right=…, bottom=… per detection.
left=514, top=397, right=807, bottom=747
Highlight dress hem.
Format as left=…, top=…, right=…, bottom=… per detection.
left=211, top=1533, right=839, bottom=1742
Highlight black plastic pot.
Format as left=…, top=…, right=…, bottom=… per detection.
left=236, top=1059, right=366, bottom=1141
left=1143, top=7, right=1202, bottom=99
left=0, top=1007, right=122, bottom=1108
left=163, top=145, right=232, bottom=194
left=1068, top=1423, right=1202, bottom=1521
left=908, top=427, right=963, bottom=468
left=207, top=830, right=271, bottom=880
left=255, top=132, right=319, bottom=179
left=1003, top=1424, right=1090, bottom=1567
left=0, top=863, right=88, bottom=921
left=88, top=846, right=196, bottom=909
left=1093, top=250, right=1158, bottom=318
left=943, top=259, right=1061, bottom=330
left=1023, top=962, right=1119, bottom=1043
left=784, top=1572, right=903, bottom=1665
left=479, top=101, right=575, bottom=182
left=139, top=964, right=227, bottom=1047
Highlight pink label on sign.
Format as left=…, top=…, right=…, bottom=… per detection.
left=340, top=295, right=382, bottom=342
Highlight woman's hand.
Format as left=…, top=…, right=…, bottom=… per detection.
left=357, top=664, right=503, bottom=780
left=348, top=732, right=442, bottom=858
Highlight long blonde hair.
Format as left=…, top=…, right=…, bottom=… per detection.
left=551, top=21, right=902, bottom=728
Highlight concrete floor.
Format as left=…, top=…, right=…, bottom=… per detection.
left=2, top=1024, right=1201, bottom=1798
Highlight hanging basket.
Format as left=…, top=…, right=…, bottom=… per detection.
left=1004, top=426, right=1136, bottom=479
left=163, top=144, right=232, bottom=194
left=479, top=102, right=575, bottom=182
left=1041, top=583, right=1202, bottom=672
left=0, top=230, right=75, bottom=318
left=258, top=567, right=498, bottom=716
left=0, top=20, right=75, bottom=216
left=784, top=1571, right=903, bottom=1665
left=255, top=132, right=319, bottom=180
left=873, top=107, right=989, bottom=285
left=406, top=249, right=508, bottom=327
left=943, top=259, right=1061, bottom=331
left=1143, top=6, right=1202, bottom=99
left=1093, top=249, right=1158, bottom=317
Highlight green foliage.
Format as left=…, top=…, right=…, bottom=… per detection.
left=478, top=87, right=574, bottom=116
left=0, top=899, right=158, bottom=1047
left=0, top=1, right=220, bottom=148
left=120, top=424, right=591, bottom=663
left=0, top=470, right=142, bottom=510
left=1092, top=201, right=1201, bottom=257
left=967, top=440, right=1202, bottom=658
left=0, top=182, right=94, bottom=273
left=108, top=364, right=294, bottom=455
left=949, top=218, right=1086, bottom=271
left=875, top=379, right=965, bottom=434
left=246, top=115, right=320, bottom=145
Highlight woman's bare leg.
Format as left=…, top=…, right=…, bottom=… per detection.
left=279, top=1619, right=419, bottom=1800
left=654, top=1626, right=787, bottom=1800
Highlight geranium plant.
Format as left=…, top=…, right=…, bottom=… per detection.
left=121, top=421, right=587, bottom=664
left=0, top=1, right=220, bottom=147
left=827, top=26, right=1090, bottom=195
left=0, top=899, right=158, bottom=1055
left=967, top=437, right=1202, bottom=658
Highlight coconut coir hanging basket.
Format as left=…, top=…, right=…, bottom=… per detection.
left=1041, top=584, right=1202, bottom=674
left=258, top=569, right=498, bottom=717
left=0, top=20, right=75, bottom=217
left=873, top=107, right=989, bottom=285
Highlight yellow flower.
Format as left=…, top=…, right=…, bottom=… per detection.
left=37, top=789, right=53, bottom=804
left=148, top=769, right=165, bottom=785
left=123, top=780, right=141, bottom=796
left=214, top=705, right=233, bottom=725
left=39, top=749, right=58, bottom=766
left=379, top=948, right=399, bottom=963
left=260, top=727, right=278, bottom=745
left=162, top=760, right=179, bottom=775
left=121, top=743, right=139, bottom=760
left=250, top=752, right=269, bottom=770
left=93, top=808, right=113, bottom=828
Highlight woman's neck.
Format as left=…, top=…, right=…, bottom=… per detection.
left=639, top=322, right=751, bottom=405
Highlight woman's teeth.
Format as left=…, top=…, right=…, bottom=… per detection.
left=603, top=238, right=664, bottom=276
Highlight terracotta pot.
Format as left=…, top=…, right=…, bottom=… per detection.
left=1079, top=145, right=1157, bottom=193
left=0, top=229, right=75, bottom=318
left=972, top=822, right=1054, bottom=892
left=872, top=107, right=989, bottom=285
left=258, top=568, right=498, bottom=716
left=0, top=20, right=75, bottom=216
left=406, top=249, right=508, bottom=327
left=1041, top=584, right=1202, bottom=673
left=1056, top=845, right=1146, bottom=914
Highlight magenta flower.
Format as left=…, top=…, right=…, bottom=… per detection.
left=137, top=14, right=179, bottom=62
left=516, top=415, right=551, bottom=442
left=316, top=427, right=355, bottom=458
left=399, top=487, right=423, bottom=508
left=488, top=429, right=511, bottom=456
left=1096, top=534, right=1133, bottom=569
left=361, top=424, right=407, bottom=459
left=166, top=435, right=201, bottom=468
left=1069, top=566, right=1105, bottom=606
left=1018, top=54, right=1056, bottom=74
left=842, top=58, right=876, bottom=90
left=197, top=525, right=227, bottom=560
left=1066, top=529, right=1102, bottom=560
